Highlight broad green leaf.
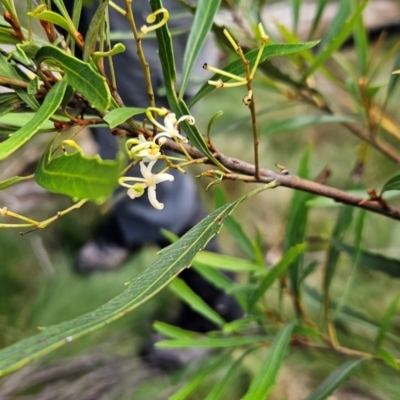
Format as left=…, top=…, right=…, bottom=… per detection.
left=333, top=241, right=400, bottom=278
left=195, top=250, right=264, bottom=272
left=261, top=114, right=358, bottom=136
left=249, top=244, right=306, bottom=309
left=242, top=323, right=294, bottom=400
left=189, top=42, right=318, bottom=107
left=35, top=46, right=111, bottom=111
left=0, top=53, right=39, bottom=110
left=376, top=293, right=400, bottom=351
left=179, top=0, right=221, bottom=97
left=0, top=81, right=66, bottom=160
left=28, top=9, right=71, bottom=33
left=153, top=321, right=197, bottom=339
left=0, top=175, right=32, bottom=191
left=377, top=348, right=399, bottom=370
left=214, top=187, right=255, bottom=259
left=381, top=174, right=400, bottom=194
left=284, top=147, right=314, bottom=304
left=169, top=353, right=231, bottom=400
left=103, top=107, right=146, bottom=128
left=305, top=0, right=369, bottom=77
left=0, top=192, right=251, bottom=376
left=169, top=277, right=225, bottom=327
left=35, top=142, right=124, bottom=202
left=304, top=359, right=366, bottom=400
left=157, top=336, right=269, bottom=348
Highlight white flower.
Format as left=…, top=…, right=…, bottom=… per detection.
left=154, top=113, right=195, bottom=143
left=118, top=161, right=174, bottom=210
left=126, top=134, right=162, bottom=162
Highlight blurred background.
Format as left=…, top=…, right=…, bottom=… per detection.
left=1, top=0, right=400, bottom=399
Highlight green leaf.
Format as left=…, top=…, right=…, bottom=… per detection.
left=377, top=348, right=399, bottom=370
left=261, top=114, right=358, bottom=136
left=195, top=250, right=264, bottom=272
left=169, top=277, right=226, bottom=327
left=0, top=81, right=67, bottom=160
left=35, top=46, right=111, bottom=111
left=28, top=9, right=72, bottom=33
left=242, top=323, right=294, bottom=400
left=284, top=147, right=314, bottom=303
left=0, top=53, right=39, bottom=110
left=304, top=359, right=366, bottom=400
left=179, top=0, right=221, bottom=97
left=153, top=321, right=197, bottom=339
left=381, top=174, right=400, bottom=194
left=249, top=244, right=306, bottom=309
left=214, top=187, right=255, bottom=259
left=305, top=0, right=369, bottom=77
left=35, top=142, right=124, bottom=202
left=308, top=0, right=329, bottom=39
left=169, top=353, right=231, bottom=400
left=351, top=0, right=368, bottom=75
left=157, top=336, right=269, bottom=348
left=323, top=207, right=354, bottom=305
left=376, top=293, right=400, bottom=351
left=205, top=349, right=251, bottom=400
left=149, top=0, right=224, bottom=168
left=0, top=192, right=250, bottom=376
left=103, top=107, right=146, bottom=128
left=333, top=241, right=400, bottom=278
left=189, top=42, right=319, bottom=107
left=0, top=175, right=32, bottom=191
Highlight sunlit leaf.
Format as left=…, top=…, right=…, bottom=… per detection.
left=157, top=336, right=268, bottom=348
left=377, top=348, right=399, bottom=370
left=153, top=321, right=197, bottom=339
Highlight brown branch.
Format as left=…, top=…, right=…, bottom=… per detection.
left=164, top=140, right=400, bottom=222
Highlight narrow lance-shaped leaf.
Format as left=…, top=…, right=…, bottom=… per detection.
left=149, top=0, right=224, bottom=168
left=0, top=190, right=254, bottom=376
left=249, top=244, right=306, bottom=309
left=305, top=0, right=369, bottom=77
left=0, top=175, right=32, bottom=191
left=0, top=80, right=67, bottom=160
left=381, top=174, right=400, bottom=194
left=375, top=293, right=400, bottom=351
left=261, top=114, right=358, bottom=136
left=304, top=359, right=366, bottom=400
left=35, top=142, right=125, bottom=202
left=189, top=41, right=319, bottom=107
left=179, top=0, right=221, bottom=97
left=35, top=46, right=111, bottom=111
left=169, top=277, right=225, bottom=327
left=242, top=323, right=295, bottom=400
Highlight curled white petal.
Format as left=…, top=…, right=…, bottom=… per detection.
left=177, top=115, right=195, bottom=126
left=147, top=186, right=164, bottom=210
left=153, top=172, right=174, bottom=184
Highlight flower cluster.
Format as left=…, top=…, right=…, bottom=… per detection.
left=119, top=108, right=195, bottom=210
